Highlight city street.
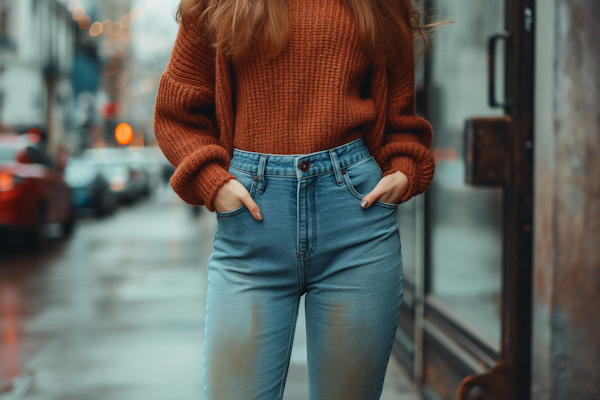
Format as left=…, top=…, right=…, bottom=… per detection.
left=0, top=184, right=417, bottom=400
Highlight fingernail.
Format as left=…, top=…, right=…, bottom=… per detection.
left=256, top=211, right=263, bottom=220
left=361, top=200, right=368, bottom=208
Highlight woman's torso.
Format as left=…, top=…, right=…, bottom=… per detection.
left=230, top=0, right=377, bottom=155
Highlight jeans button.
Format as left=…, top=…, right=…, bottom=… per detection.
left=300, top=161, right=309, bottom=172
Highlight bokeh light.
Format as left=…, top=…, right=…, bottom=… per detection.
left=72, top=6, right=86, bottom=21
left=78, top=15, right=92, bottom=30
left=102, top=19, right=113, bottom=34
left=67, top=0, right=81, bottom=12
left=110, top=175, right=125, bottom=192
left=130, top=6, right=145, bottom=21
left=115, top=123, right=133, bottom=145
left=121, top=14, right=133, bottom=28
left=27, top=129, right=41, bottom=143
left=89, top=21, right=103, bottom=36
left=110, top=21, right=123, bottom=36
left=0, top=172, right=14, bottom=191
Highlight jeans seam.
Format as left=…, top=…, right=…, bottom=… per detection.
left=277, top=296, right=301, bottom=400
left=228, top=166, right=256, bottom=176
left=310, top=183, right=317, bottom=255
left=296, top=252, right=306, bottom=293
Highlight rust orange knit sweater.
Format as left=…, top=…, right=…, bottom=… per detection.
left=154, top=1, right=434, bottom=212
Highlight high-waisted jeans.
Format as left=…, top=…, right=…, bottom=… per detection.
left=205, top=137, right=404, bottom=400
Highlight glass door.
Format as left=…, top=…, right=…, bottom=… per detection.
left=394, top=0, right=535, bottom=398
left=427, top=0, right=505, bottom=346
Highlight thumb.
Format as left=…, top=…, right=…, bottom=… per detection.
left=241, top=194, right=263, bottom=221
left=361, top=184, right=386, bottom=209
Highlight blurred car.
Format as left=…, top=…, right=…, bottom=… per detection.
left=139, top=148, right=163, bottom=196
left=83, top=148, right=136, bottom=204
left=158, top=151, right=175, bottom=185
left=65, top=157, right=117, bottom=216
left=146, top=149, right=163, bottom=186
left=122, top=148, right=163, bottom=198
left=126, top=149, right=150, bottom=199
left=0, top=134, right=75, bottom=249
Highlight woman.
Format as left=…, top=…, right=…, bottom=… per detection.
left=154, top=0, right=435, bottom=398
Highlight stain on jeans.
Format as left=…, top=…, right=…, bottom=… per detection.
left=208, top=302, right=261, bottom=399
left=318, top=302, right=379, bottom=400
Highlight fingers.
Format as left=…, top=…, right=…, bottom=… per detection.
left=361, top=184, right=387, bottom=208
left=240, top=192, right=263, bottom=221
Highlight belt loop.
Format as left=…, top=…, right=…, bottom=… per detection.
left=256, top=155, right=268, bottom=193
left=329, top=150, right=344, bottom=186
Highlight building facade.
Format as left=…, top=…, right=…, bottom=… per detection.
left=0, top=0, right=74, bottom=158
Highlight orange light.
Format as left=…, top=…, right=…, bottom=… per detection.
left=0, top=173, right=14, bottom=191
left=89, top=21, right=103, bottom=36
left=111, top=176, right=126, bottom=191
left=72, top=6, right=85, bottom=21
left=121, top=14, right=133, bottom=28
left=5, top=329, right=17, bottom=343
left=78, top=15, right=92, bottom=30
left=110, top=21, right=123, bottom=36
left=115, top=123, right=133, bottom=145
left=102, top=19, right=113, bottom=34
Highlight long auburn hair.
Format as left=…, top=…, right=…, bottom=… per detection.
left=177, top=0, right=434, bottom=71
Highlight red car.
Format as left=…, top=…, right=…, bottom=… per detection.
left=0, top=133, right=75, bottom=250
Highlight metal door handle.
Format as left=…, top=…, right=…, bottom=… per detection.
left=488, top=32, right=510, bottom=108
left=464, top=116, right=512, bottom=186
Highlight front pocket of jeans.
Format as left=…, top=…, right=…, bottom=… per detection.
left=215, top=168, right=256, bottom=217
left=343, top=157, right=397, bottom=209
left=215, top=203, right=248, bottom=217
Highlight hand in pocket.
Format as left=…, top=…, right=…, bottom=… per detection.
left=214, top=179, right=263, bottom=220
left=361, top=170, right=409, bottom=208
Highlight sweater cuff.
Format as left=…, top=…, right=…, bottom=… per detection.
left=191, top=161, right=236, bottom=212
left=382, top=155, right=418, bottom=203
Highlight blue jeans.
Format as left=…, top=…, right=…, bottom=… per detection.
left=205, top=137, right=404, bottom=399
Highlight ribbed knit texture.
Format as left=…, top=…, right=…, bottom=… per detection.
left=154, top=0, right=435, bottom=212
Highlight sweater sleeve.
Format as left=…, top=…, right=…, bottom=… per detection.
left=375, top=56, right=435, bottom=203
left=153, top=14, right=235, bottom=212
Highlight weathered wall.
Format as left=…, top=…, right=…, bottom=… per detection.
left=532, top=0, right=600, bottom=399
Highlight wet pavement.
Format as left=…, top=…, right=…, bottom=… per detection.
left=0, top=185, right=418, bottom=400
